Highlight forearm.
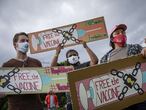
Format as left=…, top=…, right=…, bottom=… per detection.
left=51, top=53, right=59, bottom=66
left=85, top=47, right=98, bottom=65
left=51, top=44, right=63, bottom=66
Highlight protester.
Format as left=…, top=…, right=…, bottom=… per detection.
left=51, top=40, right=98, bottom=110
left=51, top=40, right=98, bottom=69
left=100, top=24, right=146, bottom=110
left=45, top=90, right=59, bottom=110
left=1, top=32, right=43, bottom=110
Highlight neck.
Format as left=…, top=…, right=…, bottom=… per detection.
left=16, top=52, right=28, bottom=61
left=114, top=44, right=122, bottom=49
left=114, top=43, right=126, bottom=49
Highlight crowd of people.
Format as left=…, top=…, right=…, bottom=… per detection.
left=0, top=24, right=146, bottom=110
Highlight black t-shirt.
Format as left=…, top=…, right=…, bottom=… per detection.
left=2, top=57, right=43, bottom=110
left=73, top=61, right=90, bottom=70
left=57, top=61, right=90, bottom=70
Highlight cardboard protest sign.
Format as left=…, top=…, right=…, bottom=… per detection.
left=28, top=16, right=108, bottom=54
left=68, top=55, right=146, bottom=110
left=0, top=66, right=73, bottom=94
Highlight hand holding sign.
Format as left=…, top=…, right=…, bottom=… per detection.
left=0, top=76, right=7, bottom=87
left=56, top=44, right=64, bottom=55
left=78, top=40, right=88, bottom=48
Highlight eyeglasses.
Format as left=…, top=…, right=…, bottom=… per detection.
left=20, top=39, right=29, bottom=43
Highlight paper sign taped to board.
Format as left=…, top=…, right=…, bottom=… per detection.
left=68, top=55, right=146, bottom=110
left=76, top=66, right=144, bottom=110
left=0, top=66, right=73, bottom=94
left=28, top=16, right=108, bottom=54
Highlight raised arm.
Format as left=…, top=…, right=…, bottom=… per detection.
left=51, top=44, right=63, bottom=66
left=81, top=41, right=98, bottom=66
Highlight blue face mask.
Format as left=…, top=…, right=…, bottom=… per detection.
left=17, top=42, right=29, bottom=53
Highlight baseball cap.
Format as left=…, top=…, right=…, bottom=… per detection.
left=110, top=24, right=127, bottom=38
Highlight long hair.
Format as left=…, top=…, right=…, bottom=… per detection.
left=110, top=34, right=115, bottom=49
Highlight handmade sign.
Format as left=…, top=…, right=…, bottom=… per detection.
left=0, top=66, right=73, bottom=94
left=28, top=16, right=108, bottom=54
left=68, top=55, right=146, bottom=110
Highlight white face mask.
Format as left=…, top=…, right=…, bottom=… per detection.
left=67, top=55, right=79, bottom=64
left=17, top=42, right=29, bottom=53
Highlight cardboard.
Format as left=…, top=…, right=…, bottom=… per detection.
left=68, top=55, right=146, bottom=110
left=0, top=66, right=73, bottom=94
left=28, top=16, right=108, bottom=54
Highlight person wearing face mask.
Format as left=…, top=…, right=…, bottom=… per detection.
left=51, top=40, right=98, bottom=69
left=51, top=40, right=98, bottom=110
left=1, top=32, right=43, bottom=110
left=100, top=24, right=146, bottom=63
left=100, top=24, right=146, bottom=110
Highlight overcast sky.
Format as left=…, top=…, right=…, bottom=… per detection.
left=0, top=0, right=146, bottom=67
